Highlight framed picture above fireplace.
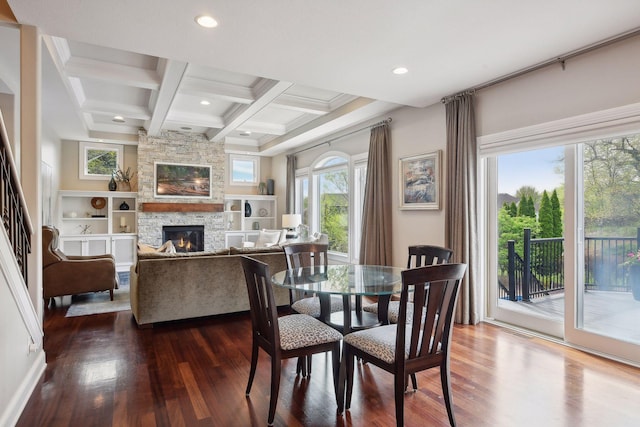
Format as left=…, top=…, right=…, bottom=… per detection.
left=154, top=162, right=212, bottom=199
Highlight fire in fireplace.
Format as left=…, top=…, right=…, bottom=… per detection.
left=162, top=225, right=204, bottom=252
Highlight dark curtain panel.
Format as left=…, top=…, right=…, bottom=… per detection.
left=359, top=123, right=393, bottom=265
left=445, top=93, right=479, bottom=325
left=285, top=154, right=296, bottom=214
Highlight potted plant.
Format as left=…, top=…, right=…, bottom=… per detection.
left=623, top=249, right=640, bottom=301
left=113, top=166, right=136, bottom=192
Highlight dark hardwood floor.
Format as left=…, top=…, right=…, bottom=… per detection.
left=17, top=299, right=640, bottom=427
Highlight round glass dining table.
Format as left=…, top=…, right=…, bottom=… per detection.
left=271, top=264, right=404, bottom=334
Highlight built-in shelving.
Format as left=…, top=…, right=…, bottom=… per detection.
left=57, top=190, right=138, bottom=271
left=223, top=195, right=277, bottom=247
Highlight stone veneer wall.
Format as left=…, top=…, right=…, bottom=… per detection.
left=137, top=130, right=225, bottom=251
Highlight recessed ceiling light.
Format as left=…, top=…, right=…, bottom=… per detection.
left=112, top=115, right=125, bottom=123
left=392, top=67, right=409, bottom=75
left=200, top=100, right=210, bottom=106
left=195, top=15, right=218, bottom=28
left=181, top=126, right=192, bottom=131
left=239, top=131, right=252, bottom=136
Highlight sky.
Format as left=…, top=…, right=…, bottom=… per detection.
left=498, top=146, right=565, bottom=195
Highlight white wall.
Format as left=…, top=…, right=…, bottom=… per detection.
left=59, top=140, right=138, bottom=192
left=476, top=34, right=640, bottom=136
left=273, top=34, right=640, bottom=270
left=273, top=104, right=447, bottom=268
left=0, top=24, right=46, bottom=426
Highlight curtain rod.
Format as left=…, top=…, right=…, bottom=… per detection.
left=291, top=117, right=392, bottom=156
left=442, top=26, right=640, bottom=103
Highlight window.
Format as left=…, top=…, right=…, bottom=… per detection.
left=315, top=158, right=349, bottom=254
left=229, top=154, right=260, bottom=185
left=295, top=170, right=309, bottom=225
left=79, top=142, right=122, bottom=180
left=294, top=152, right=366, bottom=262
left=353, top=155, right=368, bottom=262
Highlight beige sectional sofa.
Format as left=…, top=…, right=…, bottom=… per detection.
left=130, top=246, right=289, bottom=327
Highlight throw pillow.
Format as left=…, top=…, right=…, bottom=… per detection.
left=137, top=240, right=176, bottom=254
left=255, top=229, right=284, bottom=247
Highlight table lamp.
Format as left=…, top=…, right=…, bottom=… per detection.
left=282, top=214, right=302, bottom=238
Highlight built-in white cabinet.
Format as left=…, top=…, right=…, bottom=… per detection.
left=57, top=190, right=138, bottom=272
left=59, top=235, right=110, bottom=257
left=224, top=195, right=277, bottom=247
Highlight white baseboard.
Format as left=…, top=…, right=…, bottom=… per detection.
left=0, top=350, right=46, bottom=427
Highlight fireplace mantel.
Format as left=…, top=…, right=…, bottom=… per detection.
left=140, top=202, right=224, bottom=213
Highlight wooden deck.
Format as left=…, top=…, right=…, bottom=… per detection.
left=498, top=290, right=640, bottom=343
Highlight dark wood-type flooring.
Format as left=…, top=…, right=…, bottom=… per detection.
left=17, top=299, right=640, bottom=427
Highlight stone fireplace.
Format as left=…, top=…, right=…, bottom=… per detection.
left=136, top=130, right=226, bottom=251
left=162, top=225, right=205, bottom=252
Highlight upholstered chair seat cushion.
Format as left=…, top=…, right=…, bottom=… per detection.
left=363, top=301, right=415, bottom=324
left=278, top=314, right=343, bottom=350
left=291, top=295, right=343, bottom=318
left=343, top=325, right=412, bottom=364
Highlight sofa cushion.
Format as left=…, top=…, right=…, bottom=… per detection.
left=137, top=248, right=230, bottom=260
left=229, top=246, right=284, bottom=255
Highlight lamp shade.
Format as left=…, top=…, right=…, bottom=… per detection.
left=282, top=214, right=302, bottom=229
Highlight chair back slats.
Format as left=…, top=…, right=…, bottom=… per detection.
left=407, top=245, right=454, bottom=268
left=241, top=256, right=280, bottom=352
left=284, top=243, right=329, bottom=269
left=397, top=263, right=467, bottom=367
left=283, top=243, right=329, bottom=303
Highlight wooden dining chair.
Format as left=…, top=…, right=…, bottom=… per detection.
left=363, top=244, right=453, bottom=323
left=241, top=256, right=343, bottom=426
left=284, top=242, right=343, bottom=375
left=284, top=242, right=343, bottom=317
left=338, top=263, right=467, bottom=427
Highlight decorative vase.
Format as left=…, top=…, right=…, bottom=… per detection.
left=244, top=202, right=252, bottom=217
left=258, top=182, right=267, bottom=195
left=108, top=176, right=117, bottom=191
left=118, top=181, right=131, bottom=192
left=266, top=179, right=274, bottom=195
left=252, top=221, right=260, bottom=230
left=629, top=265, right=640, bottom=301
left=119, top=201, right=130, bottom=210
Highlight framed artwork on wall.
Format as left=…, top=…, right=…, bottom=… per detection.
left=399, top=150, right=441, bottom=210
left=154, top=162, right=212, bottom=198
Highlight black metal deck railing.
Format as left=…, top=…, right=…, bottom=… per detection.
left=503, top=228, right=639, bottom=302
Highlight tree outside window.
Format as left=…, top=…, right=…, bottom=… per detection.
left=79, top=142, right=122, bottom=180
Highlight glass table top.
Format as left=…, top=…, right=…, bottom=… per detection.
left=271, top=264, right=404, bottom=296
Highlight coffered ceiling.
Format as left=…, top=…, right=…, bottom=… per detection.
left=4, top=1, right=640, bottom=156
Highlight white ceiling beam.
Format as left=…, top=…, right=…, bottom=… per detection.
left=180, top=76, right=254, bottom=104
left=65, top=56, right=161, bottom=90
left=239, top=120, right=287, bottom=135
left=89, top=122, right=141, bottom=135
left=208, top=79, right=293, bottom=142
left=43, top=36, right=90, bottom=133
left=269, top=94, right=330, bottom=115
left=164, top=112, right=225, bottom=129
left=87, top=130, right=139, bottom=144
left=81, top=100, right=151, bottom=120
left=258, top=98, right=399, bottom=156
left=146, top=59, right=188, bottom=136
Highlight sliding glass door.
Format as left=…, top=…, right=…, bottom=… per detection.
left=485, top=134, right=640, bottom=365
left=564, top=138, right=640, bottom=363
left=487, top=146, right=565, bottom=338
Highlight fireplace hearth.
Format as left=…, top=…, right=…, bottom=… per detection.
left=162, top=225, right=205, bottom=252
